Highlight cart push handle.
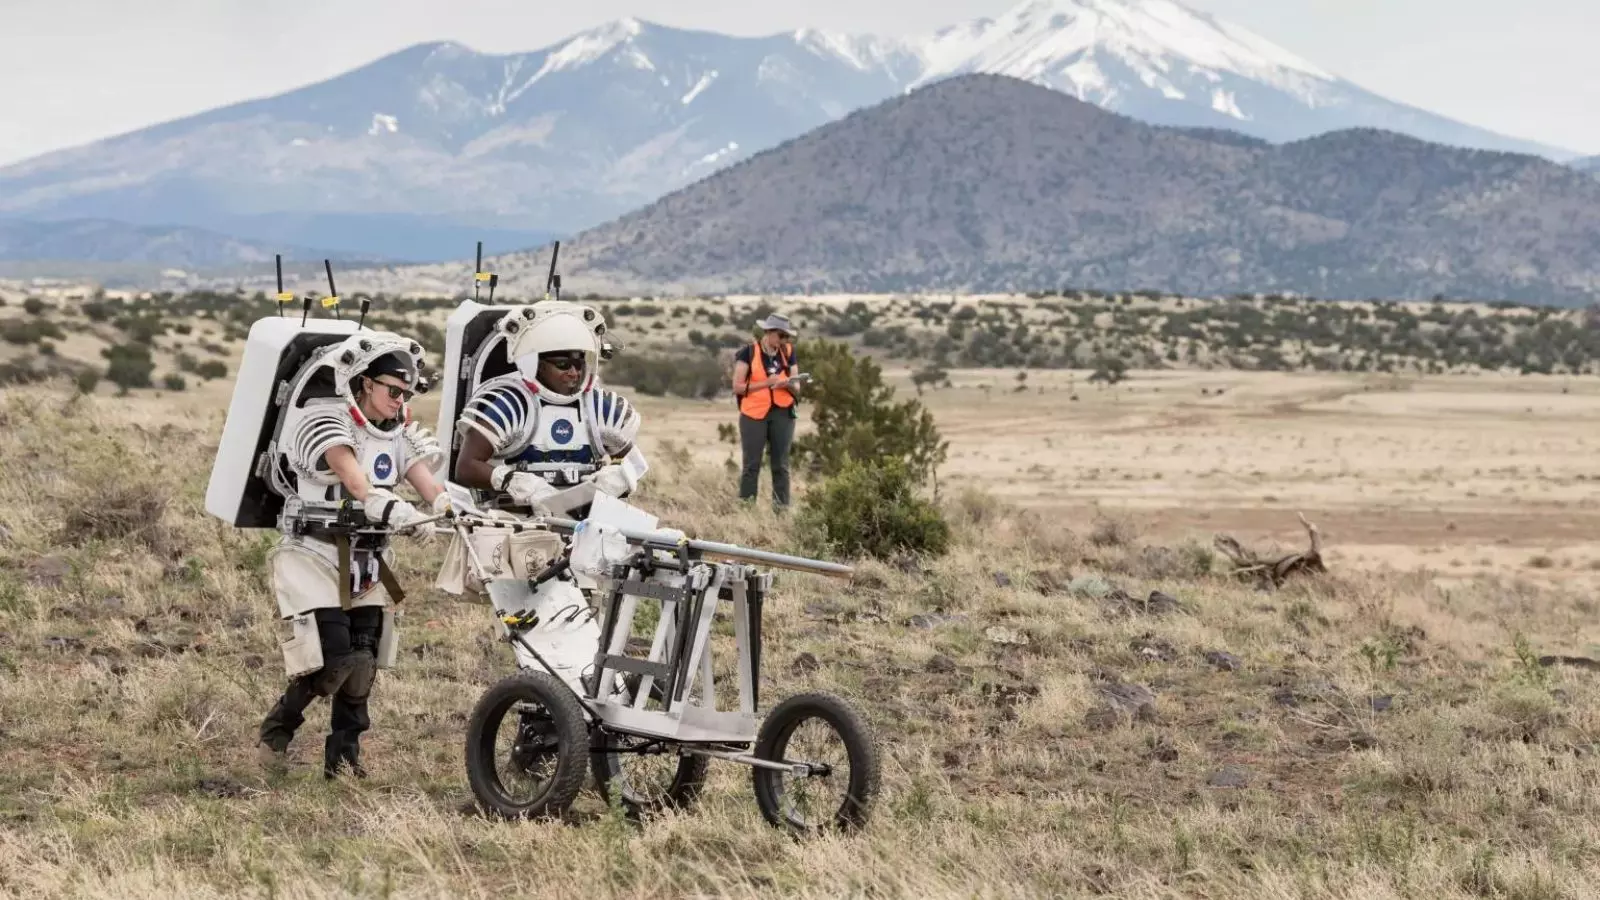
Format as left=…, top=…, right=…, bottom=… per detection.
left=435, top=506, right=855, bottom=581
left=548, top=514, right=855, bottom=580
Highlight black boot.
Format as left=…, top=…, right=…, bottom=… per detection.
left=258, top=674, right=323, bottom=769
left=324, top=647, right=376, bottom=779
left=324, top=732, right=368, bottom=779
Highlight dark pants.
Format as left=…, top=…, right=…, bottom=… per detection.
left=739, top=411, right=796, bottom=507
left=259, top=606, right=383, bottom=777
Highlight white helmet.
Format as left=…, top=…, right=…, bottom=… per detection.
left=328, top=330, right=426, bottom=436
left=499, top=301, right=608, bottom=404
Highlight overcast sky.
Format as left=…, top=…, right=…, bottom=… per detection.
left=1, top=0, right=1596, bottom=166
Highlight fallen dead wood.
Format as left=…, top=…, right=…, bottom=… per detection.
left=1213, top=512, right=1327, bottom=589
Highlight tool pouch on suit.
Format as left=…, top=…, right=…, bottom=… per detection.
left=375, top=607, right=400, bottom=670
left=280, top=613, right=324, bottom=678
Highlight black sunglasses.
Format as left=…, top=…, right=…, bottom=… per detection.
left=542, top=356, right=585, bottom=372
left=369, top=378, right=414, bottom=401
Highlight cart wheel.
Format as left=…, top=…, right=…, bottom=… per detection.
left=751, top=692, right=880, bottom=834
left=590, top=726, right=710, bottom=818
left=464, top=671, right=588, bottom=821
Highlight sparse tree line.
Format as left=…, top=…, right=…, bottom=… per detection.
left=0, top=288, right=1596, bottom=396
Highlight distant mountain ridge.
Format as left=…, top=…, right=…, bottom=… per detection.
left=0, top=0, right=1579, bottom=262
left=0, top=218, right=383, bottom=268
left=377, top=75, right=1600, bottom=305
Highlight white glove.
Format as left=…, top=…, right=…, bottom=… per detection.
left=492, top=464, right=561, bottom=512
left=363, top=488, right=425, bottom=532
left=589, top=465, right=634, bottom=498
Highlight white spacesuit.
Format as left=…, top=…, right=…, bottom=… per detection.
left=246, top=329, right=448, bottom=777
left=455, top=301, right=646, bottom=514
left=438, top=300, right=648, bottom=696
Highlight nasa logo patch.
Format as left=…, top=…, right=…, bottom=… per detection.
left=373, top=452, right=394, bottom=481
left=550, top=419, right=575, bottom=445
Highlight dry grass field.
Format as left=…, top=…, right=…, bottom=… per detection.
left=3, top=348, right=1600, bottom=898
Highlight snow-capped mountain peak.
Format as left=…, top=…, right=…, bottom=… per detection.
left=909, top=0, right=1336, bottom=110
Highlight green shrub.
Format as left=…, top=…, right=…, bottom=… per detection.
left=103, top=343, right=155, bottom=393
left=161, top=373, right=187, bottom=391
left=75, top=370, right=100, bottom=394
left=791, top=339, right=948, bottom=485
left=0, top=318, right=65, bottom=345
left=795, top=457, right=951, bottom=560
left=22, top=297, right=46, bottom=315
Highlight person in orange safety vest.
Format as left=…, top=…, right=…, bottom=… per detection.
left=731, top=313, right=802, bottom=508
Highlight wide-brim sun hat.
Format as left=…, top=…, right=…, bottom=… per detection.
left=756, top=313, right=796, bottom=336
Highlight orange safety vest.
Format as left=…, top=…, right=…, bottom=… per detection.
left=739, top=341, right=796, bottom=419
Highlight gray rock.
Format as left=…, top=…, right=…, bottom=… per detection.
left=1205, top=650, right=1243, bottom=672
left=1207, top=765, right=1250, bottom=788
left=1083, top=680, right=1158, bottom=731
left=907, top=612, right=969, bottom=629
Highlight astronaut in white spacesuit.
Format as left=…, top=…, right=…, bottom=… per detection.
left=439, top=301, right=649, bottom=700
left=452, top=301, right=644, bottom=514
left=257, top=335, right=449, bottom=778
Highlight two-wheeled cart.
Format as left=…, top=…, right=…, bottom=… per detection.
left=445, top=502, right=881, bottom=834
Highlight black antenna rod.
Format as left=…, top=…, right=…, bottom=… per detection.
left=473, top=241, right=484, bottom=302
left=274, top=254, right=289, bottom=318
left=487, top=273, right=498, bottom=304
left=322, top=259, right=341, bottom=320
left=545, top=240, right=561, bottom=300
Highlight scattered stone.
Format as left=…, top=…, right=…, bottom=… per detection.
left=1205, top=650, right=1243, bottom=672
left=981, top=680, right=1040, bottom=712
left=0, top=524, right=12, bottom=546
left=907, top=612, right=968, bottom=630
left=891, top=554, right=923, bottom=575
left=1145, top=591, right=1182, bottom=614
left=1368, top=694, right=1394, bottom=712
left=101, top=596, right=125, bottom=611
left=25, top=556, right=70, bottom=587
left=925, top=653, right=958, bottom=674
left=790, top=652, right=820, bottom=675
left=1142, top=736, right=1179, bottom=762
left=992, top=571, right=1012, bottom=588
left=1084, top=678, right=1158, bottom=731
left=42, top=635, right=83, bottom=652
left=1102, top=588, right=1182, bottom=618
left=1131, top=633, right=1177, bottom=662
left=1207, top=765, right=1251, bottom=788
left=196, top=777, right=246, bottom=799
left=985, top=626, right=1030, bottom=646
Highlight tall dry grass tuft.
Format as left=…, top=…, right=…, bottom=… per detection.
left=2, top=382, right=1600, bottom=897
